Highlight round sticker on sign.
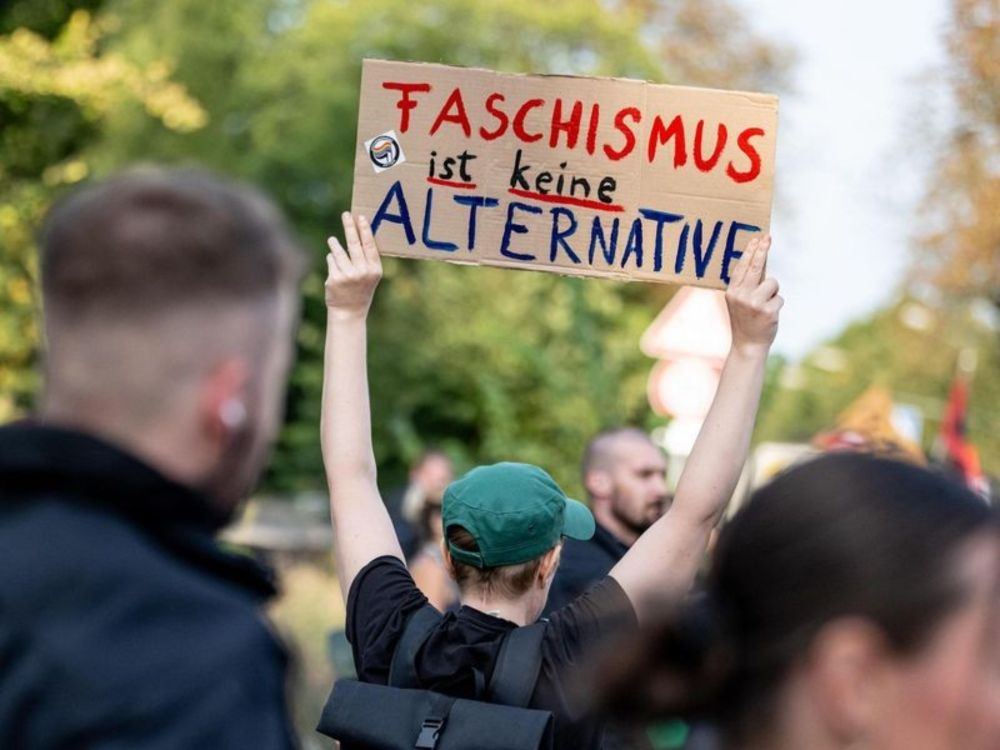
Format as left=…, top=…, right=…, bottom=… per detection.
left=364, top=130, right=406, bottom=173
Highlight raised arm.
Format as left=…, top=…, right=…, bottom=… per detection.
left=610, top=236, right=781, bottom=623
left=322, top=212, right=403, bottom=598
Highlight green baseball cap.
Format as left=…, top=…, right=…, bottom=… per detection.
left=442, top=462, right=595, bottom=568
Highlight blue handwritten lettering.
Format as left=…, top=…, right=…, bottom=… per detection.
left=422, top=188, right=458, bottom=252
left=693, top=220, right=724, bottom=279
left=549, top=207, right=581, bottom=264
left=371, top=180, right=415, bottom=245
left=722, top=221, right=761, bottom=283
left=452, top=195, right=500, bottom=251
left=588, top=216, right=620, bottom=266
left=620, top=218, right=644, bottom=269
left=638, top=208, right=684, bottom=272
left=500, top=202, right=542, bottom=261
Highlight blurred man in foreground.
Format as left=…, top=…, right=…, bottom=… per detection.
left=544, top=427, right=670, bottom=615
left=0, top=169, right=303, bottom=747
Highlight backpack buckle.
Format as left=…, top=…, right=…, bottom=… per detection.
left=415, top=717, right=445, bottom=749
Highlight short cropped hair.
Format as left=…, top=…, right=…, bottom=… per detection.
left=40, top=167, right=305, bottom=324
left=446, top=525, right=546, bottom=599
left=581, top=427, right=655, bottom=479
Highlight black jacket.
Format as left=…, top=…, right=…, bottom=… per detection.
left=0, top=422, right=297, bottom=748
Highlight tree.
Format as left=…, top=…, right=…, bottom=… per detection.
left=913, top=0, right=999, bottom=306
left=756, top=1, right=1000, bottom=488
left=0, top=6, right=204, bottom=421
left=622, top=0, right=793, bottom=92
left=7, top=0, right=791, bottom=495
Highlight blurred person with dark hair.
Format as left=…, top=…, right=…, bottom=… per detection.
left=597, top=453, right=1000, bottom=750
left=409, top=489, right=461, bottom=612
left=544, top=426, right=670, bottom=615
left=320, top=214, right=781, bottom=750
left=386, top=448, right=454, bottom=559
left=0, top=168, right=304, bottom=747
left=400, top=449, right=454, bottom=526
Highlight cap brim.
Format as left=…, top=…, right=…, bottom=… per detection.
left=563, top=497, right=596, bottom=541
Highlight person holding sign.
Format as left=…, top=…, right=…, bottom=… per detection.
left=319, top=212, right=781, bottom=750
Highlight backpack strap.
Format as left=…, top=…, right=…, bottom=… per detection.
left=487, top=622, right=547, bottom=708
left=389, top=604, right=443, bottom=689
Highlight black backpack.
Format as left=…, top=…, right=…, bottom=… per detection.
left=317, top=605, right=555, bottom=749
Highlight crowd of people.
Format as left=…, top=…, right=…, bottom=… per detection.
left=0, top=168, right=996, bottom=750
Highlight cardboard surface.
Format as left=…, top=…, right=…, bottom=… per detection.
left=352, top=59, right=778, bottom=288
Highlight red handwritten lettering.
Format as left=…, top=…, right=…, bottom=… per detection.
left=430, top=87, right=472, bottom=137
left=693, top=120, right=728, bottom=172
left=603, top=107, right=641, bottom=161
left=382, top=82, right=431, bottom=133
left=549, top=99, right=584, bottom=150
left=585, top=103, right=600, bottom=156
left=512, top=98, right=545, bottom=143
left=648, top=114, right=687, bottom=166
left=726, top=127, right=764, bottom=183
left=479, top=92, right=509, bottom=140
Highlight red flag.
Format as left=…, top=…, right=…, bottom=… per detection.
left=939, top=376, right=987, bottom=495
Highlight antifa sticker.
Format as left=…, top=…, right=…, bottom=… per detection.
left=365, top=130, right=405, bottom=173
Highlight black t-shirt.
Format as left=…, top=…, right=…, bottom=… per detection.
left=543, top=523, right=630, bottom=617
left=346, top=556, right=638, bottom=750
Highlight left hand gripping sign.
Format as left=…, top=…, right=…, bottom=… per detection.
left=351, top=60, right=778, bottom=289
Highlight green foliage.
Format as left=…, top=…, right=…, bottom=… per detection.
left=245, top=0, right=671, bottom=494
left=0, top=0, right=105, bottom=39
left=0, top=6, right=204, bottom=421
left=1, top=0, right=791, bottom=496
left=74, top=0, right=789, bottom=495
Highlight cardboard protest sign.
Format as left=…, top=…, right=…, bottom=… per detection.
left=352, top=59, right=778, bottom=289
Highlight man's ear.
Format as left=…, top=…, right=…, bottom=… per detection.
left=806, top=617, right=885, bottom=744
left=199, top=358, right=251, bottom=443
left=584, top=469, right=613, bottom=501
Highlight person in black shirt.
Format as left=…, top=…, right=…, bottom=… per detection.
left=545, top=427, right=670, bottom=615
left=0, top=169, right=303, bottom=748
left=321, top=213, right=782, bottom=750
left=347, top=554, right=634, bottom=748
